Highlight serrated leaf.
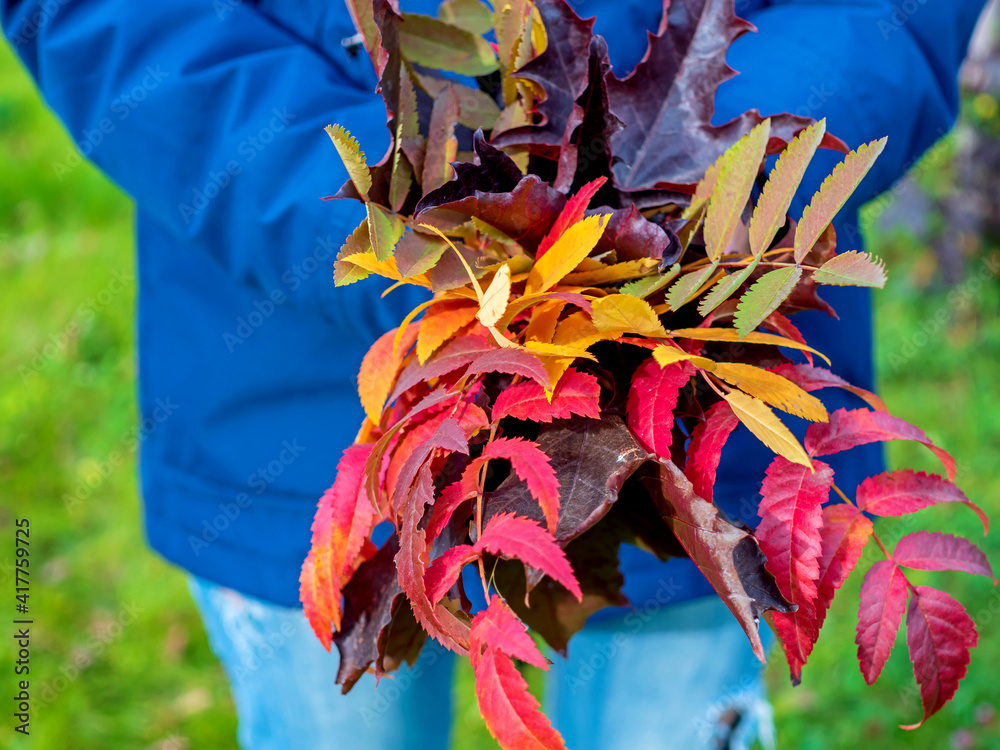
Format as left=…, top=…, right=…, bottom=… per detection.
left=492, top=368, right=601, bottom=423
left=769, top=363, right=888, bottom=412
left=471, top=596, right=548, bottom=670
left=697, top=257, right=759, bottom=316
left=734, top=266, right=803, bottom=339
left=358, top=326, right=418, bottom=423
left=478, top=264, right=512, bottom=327
left=526, top=214, right=609, bottom=294
left=475, top=647, right=566, bottom=750
left=537, top=177, right=606, bottom=258
left=390, top=334, right=494, bottom=404
left=684, top=400, right=739, bottom=503
left=301, top=444, right=376, bottom=649
left=893, top=532, right=996, bottom=582
left=467, top=348, right=551, bottom=390
left=590, top=294, right=667, bottom=337
left=626, top=357, right=693, bottom=456
left=398, top=13, right=498, bottom=75
left=425, top=544, right=481, bottom=605
left=856, top=470, right=988, bottom=533
left=667, top=327, right=831, bottom=364
left=470, top=439, right=561, bottom=534
left=651, top=346, right=714, bottom=370
left=621, top=266, right=678, bottom=298
left=562, top=258, right=659, bottom=286
left=902, top=586, right=978, bottom=729
left=326, top=124, right=371, bottom=200
left=704, top=119, right=770, bottom=260
left=812, top=251, right=887, bottom=288
left=757, top=457, right=834, bottom=680
left=805, top=408, right=956, bottom=481
left=749, top=119, right=826, bottom=256
left=711, top=362, right=828, bottom=422
left=857, top=560, right=908, bottom=684
left=795, top=138, right=887, bottom=262
left=417, top=299, right=480, bottom=364
left=665, top=263, right=719, bottom=310
left=723, top=390, right=812, bottom=469
left=814, top=504, right=874, bottom=636
left=367, top=202, right=406, bottom=261
left=476, top=513, right=581, bottom=600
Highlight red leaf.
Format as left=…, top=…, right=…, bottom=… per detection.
left=769, top=363, right=887, bottom=412
left=386, top=415, right=472, bottom=510
left=390, top=334, right=493, bottom=403
left=359, top=325, right=419, bottom=423
left=814, top=504, right=874, bottom=635
left=471, top=595, right=548, bottom=670
left=902, top=586, right=978, bottom=729
left=479, top=439, right=561, bottom=535
left=426, top=480, right=476, bottom=543
left=301, top=444, right=376, bottom=649
left=474, top=647, right=566, bottom=750
left=492, top=368, right=601, bottom=423
left=626, top=357, right=693, bottom=456
left=474, top=513, right=582, bottom=601
left=856, top=560, right=909, bottom=685
left=683, top=400, right=739, bottom=503
left=893, top=531, right=996, bottom=583
left=467, top=348, right=551, bottom=390
left=805, top=408, right=956, bottom=480
left=536, top=177, right=607, bottom=258
left=425, top=544, right=480, bottom=605
left=857, top=470, right=988, bottom=534
left=757, top=457, right=834, bottom=680
left=395, top=466, right=469, bottom=654
left=763, top=312, right=812, bottom=365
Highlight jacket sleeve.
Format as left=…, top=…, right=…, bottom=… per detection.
left=715, top=0, right=987, bottom=235
left=1, top=0, right=428, bottom=341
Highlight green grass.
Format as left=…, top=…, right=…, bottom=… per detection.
left=2, top=39, right=998, bottom=750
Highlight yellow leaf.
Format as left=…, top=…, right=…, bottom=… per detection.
left=591, top=294, right=667, bottom=337
left=524, top=301, right=564, bottom=343
left=526, top=214, right=609, bottom=294
left=477, top=264, right=511, bottom=327
left=723, top=390, right=813, bottom=469
left=712, top=363, right=828, bottom=422
left=704, top=120, right=770, bottom=260
left=666, top=327, right=830, bottom=365
left=524, top=340, right=597, bottom=361
left=325, top=124, right=371, bottom=199
left=652, top=346, right=716, bottom=371
left=339, top=252, right=431, bottom=288
left=394, top=299, right=436, bottom=357
left=684, top=151, right=725, bottom=219
left=563, top=258, right=660, bottom=286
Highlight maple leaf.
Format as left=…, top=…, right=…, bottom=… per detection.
left=902, top=586, right=979, bottom=729
left=893, top=531, right=996, bottom=582
left=484, top=415, right=647, bottom=544
left=593, top=205, right=680, bottom=264
left=606, top=0, right=844, bottom=191
left=684, top=400, right=740, bottom=503
left=626, top=357, right=693, bottom=456
left=756, top=457, right=834, bottom=681
left=475, top=647, right=567, bottom=750
left=856, top=560, right=909, bottom=685
left=492, top=367, right=601, bottom=423
left=655, top=459, right=793, bottom=661
left=805, top=408, right=957, bottom=481
left=856, top=470, right=988, bottom=534
left=300, top=444, right=376, bottom=649
left=471, top=595, right=549, bottom=670
left=415, top=130, right=524, bottom=213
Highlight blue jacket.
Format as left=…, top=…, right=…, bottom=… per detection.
left=3, top=0, right=985, bottom=609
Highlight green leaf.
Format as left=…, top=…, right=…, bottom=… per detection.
left=334, top=220, right=373, bottom=286
left=812, top=250, right=887, bottom=288
left=412, top=72, right=501, bottom=131
left=697, top=257, right=760, bottom=316
left=704, top=120, right=770, bottom=261
left=665, top=262, right=718, bottom=310
left=398, top=14, right=498, bottom=76
left=366, top=202, right=405, bottom=262
left=734, top=266, right=802, bottom=338
left=794, top=137, right=887, bottom=262
left=439, top=0, right=494, bottom=35
left=749, top=119, right=826, bottom=256
left=325, top=124, right=371, bottom=200
left=395, top=230, right=448, bottom=277
left=621, top=265, right=679, bottom=299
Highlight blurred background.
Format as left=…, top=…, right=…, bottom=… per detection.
left=1, top=5, right=999, bottom=749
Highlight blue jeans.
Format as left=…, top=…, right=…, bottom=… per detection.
left=188, top=576, right=774, bottom=750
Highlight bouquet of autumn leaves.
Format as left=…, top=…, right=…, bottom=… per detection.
left=299, top=0, right=995, bottom=745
